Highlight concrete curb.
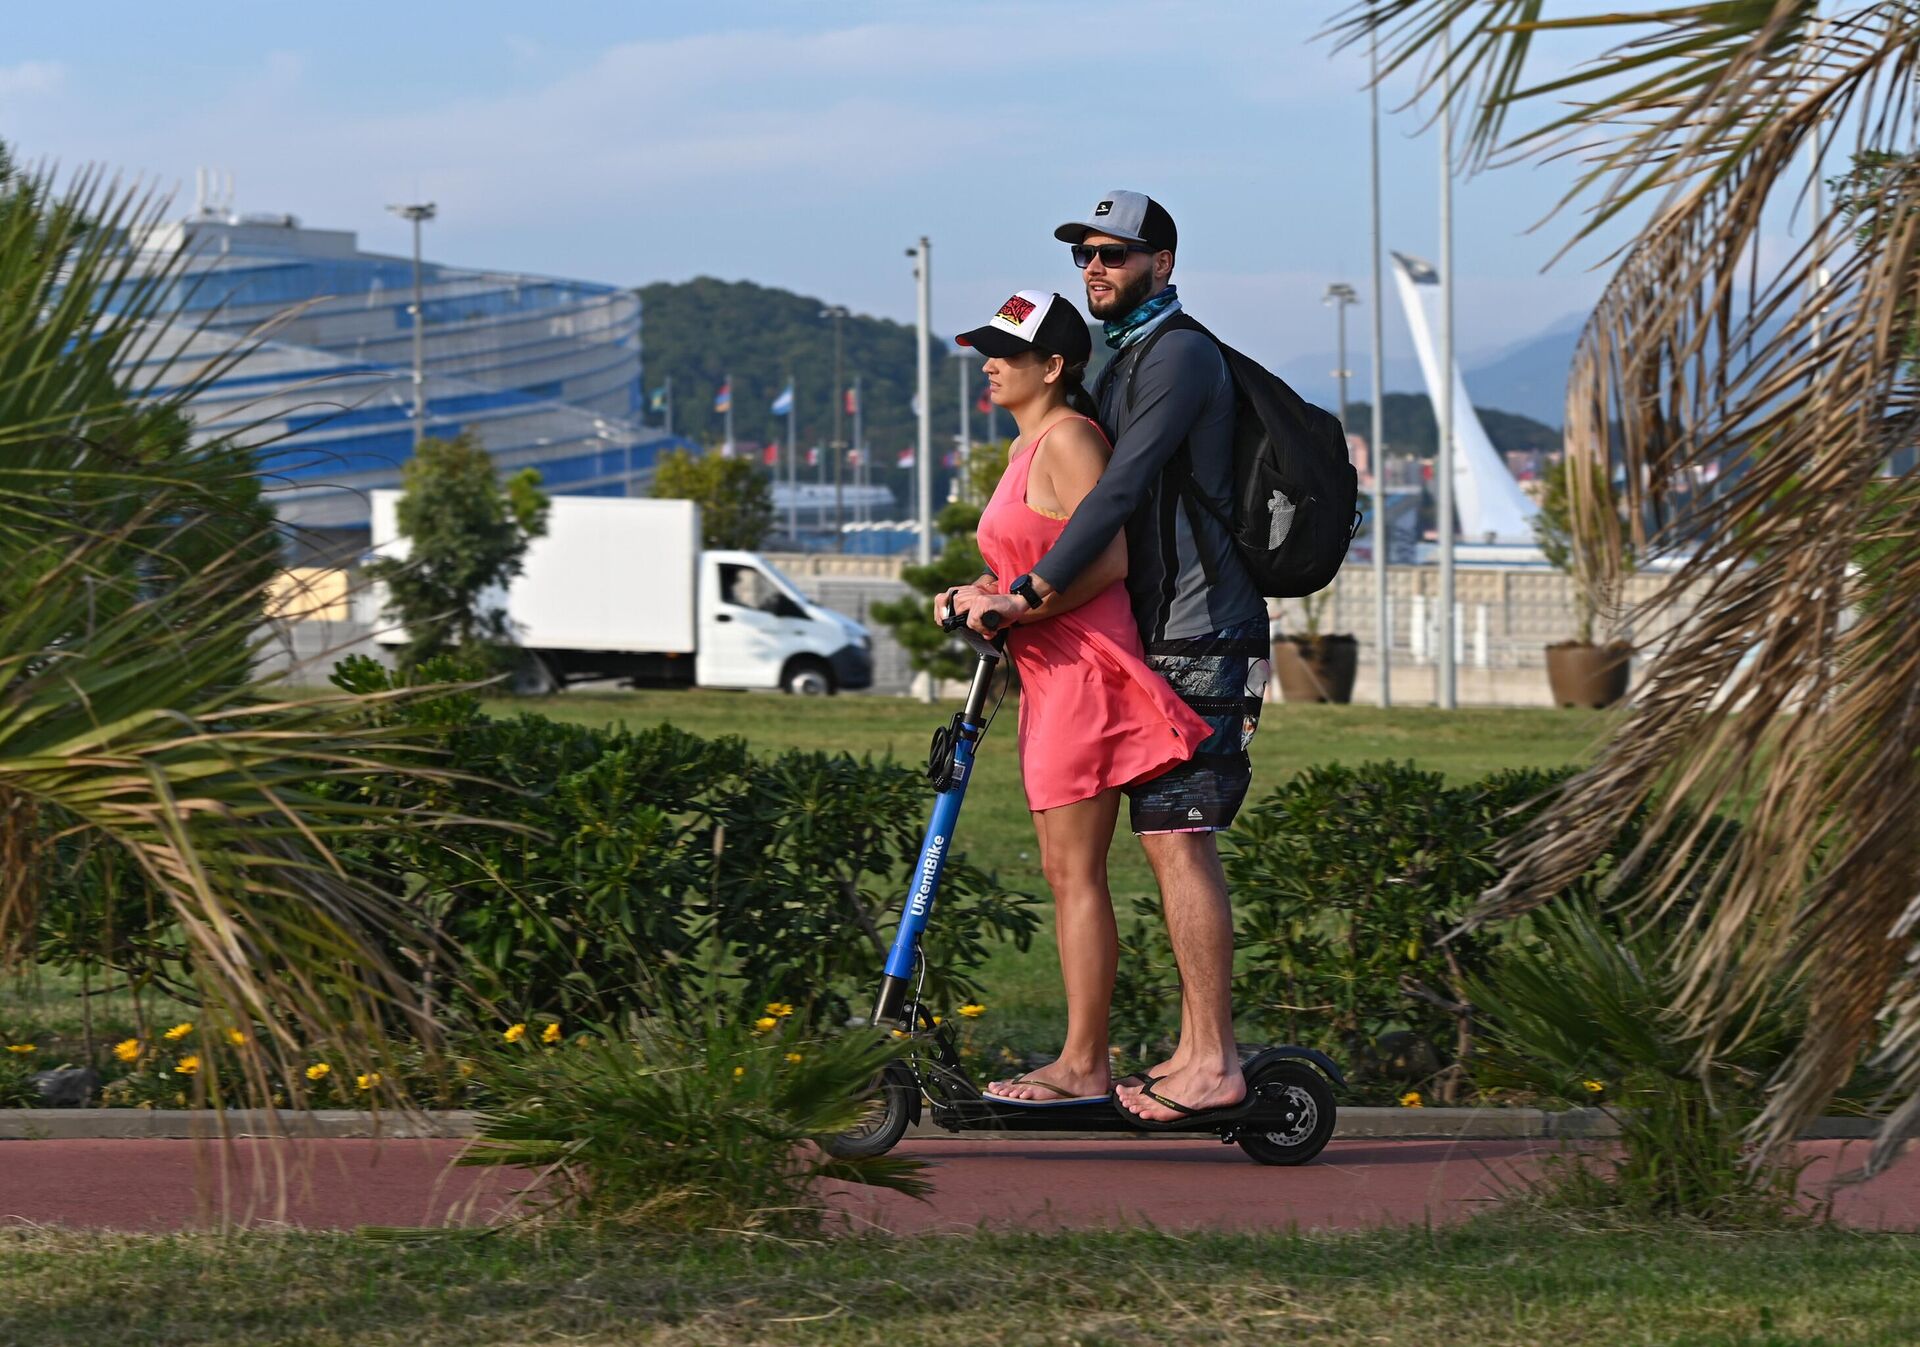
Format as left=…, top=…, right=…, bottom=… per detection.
left=0, top=1109, right=478, bottom=1140
left=0, top=1106, right=1898, bottom=1143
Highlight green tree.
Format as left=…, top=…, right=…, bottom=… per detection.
left=366, top=434, right=550, bottom=671
left=650, top=448, right=773, bottom=550
left=869, top=443, right=1008, bottom=683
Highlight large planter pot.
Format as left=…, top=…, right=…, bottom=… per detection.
left=1272, top=634, right=1359, bottom=704
left=1545, top=640, right=1633, bottom=709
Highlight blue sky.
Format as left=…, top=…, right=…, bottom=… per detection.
left=2, top=1, right=1667, bottom=374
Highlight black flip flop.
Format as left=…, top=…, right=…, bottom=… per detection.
left=1112, top=1071, right=1161, bottom=1094
left=1115, top=1079, right=1257, bottom=1132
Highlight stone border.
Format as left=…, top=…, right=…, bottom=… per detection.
left=0, top=1107, right=1898, bottom=1143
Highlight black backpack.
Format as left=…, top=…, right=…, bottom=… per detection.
left=1119, top=313, right=1359, bottom=598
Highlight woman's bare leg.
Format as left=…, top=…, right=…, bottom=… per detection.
left=988, top=788, right=1122, bottom=1101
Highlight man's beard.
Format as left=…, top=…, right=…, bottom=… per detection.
left=1087, top=267, right=1157, bottom=320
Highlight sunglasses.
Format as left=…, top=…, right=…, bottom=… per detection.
left=1070, top=242, right=1153, bottom=269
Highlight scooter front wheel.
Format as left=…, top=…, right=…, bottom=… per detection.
left=1235, top=1060, right=1337, bottom=1166
left=820, top=1060, right=916, bottom=1159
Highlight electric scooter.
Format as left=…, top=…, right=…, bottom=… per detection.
left=825, top=611, right=1342, bottom=1165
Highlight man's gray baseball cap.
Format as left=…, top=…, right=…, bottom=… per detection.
left=1054, top=190, right=1178, bottom=253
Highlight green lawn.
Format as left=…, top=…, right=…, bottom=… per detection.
left=2, top=1215, right=1915, bottom=1346
left=502, top=690, right=1614, bottom=904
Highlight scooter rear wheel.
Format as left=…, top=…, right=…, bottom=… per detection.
left=821, top=1060, right=915, bottom=1159
left=1235, top=1060, right=1337, bottom=1166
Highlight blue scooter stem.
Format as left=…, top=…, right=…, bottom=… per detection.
left=872, top=614, right=1002, bottom=1026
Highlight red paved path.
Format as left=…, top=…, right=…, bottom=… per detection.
left=1, top=1138, right=1914, bottom=1234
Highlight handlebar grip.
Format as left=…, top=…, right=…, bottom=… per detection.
left=980, top=610, right=1003, bottom=631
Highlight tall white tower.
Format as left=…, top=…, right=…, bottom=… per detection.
left=1390, top=252, right=1540, bottom=545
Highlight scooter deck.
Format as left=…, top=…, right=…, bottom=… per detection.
left=928, top=1083, right=1292, bottom=1137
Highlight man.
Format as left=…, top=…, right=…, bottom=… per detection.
left=966, top=191, right=1268, bottom=1124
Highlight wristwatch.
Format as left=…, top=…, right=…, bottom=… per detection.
left=1008, top=573, right=1042, bottom=611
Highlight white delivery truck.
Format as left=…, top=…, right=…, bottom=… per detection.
left=368, top=492, right=873, bottom=694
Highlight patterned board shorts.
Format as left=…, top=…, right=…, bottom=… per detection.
left=1125, top=617, right=1270, bottom=834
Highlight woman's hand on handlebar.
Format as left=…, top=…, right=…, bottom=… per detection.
left=934, top=584, right=990, bottom=627
left=958, top=590, right=1027, bottom=636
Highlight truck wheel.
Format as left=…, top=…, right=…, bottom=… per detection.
left=513, top=652, right=561, bottom=695
left=783, top=659, right=835, bottom=696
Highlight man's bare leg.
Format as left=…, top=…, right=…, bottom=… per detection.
left=987, top=789, right=1121, bottom=1102
left=1116, top=830, right=1243, bottom=1120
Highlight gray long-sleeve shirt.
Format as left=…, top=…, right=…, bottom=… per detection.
left=1031, top=323, right=1265, bottom=644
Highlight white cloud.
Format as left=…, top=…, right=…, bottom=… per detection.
left=0, top=60, right=65, bottom=101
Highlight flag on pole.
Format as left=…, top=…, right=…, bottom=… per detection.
left=847, top=448, right=862, bottom=467
left=975, top=387, right=993, bottom=415
left=941, top=450, right=958, bottom=468
left=713, top=382, right=732, bottom=414
left=771, top=384, right=794, bottom=416
left=806, top=446, right=820, bottom=467
left=844, top=386, right=859, bottom=416
left=897, top=449, right=915, bottom=469
left=649, top=386, right=669, bottom=414
left=762, top=443, right=779, bottom=466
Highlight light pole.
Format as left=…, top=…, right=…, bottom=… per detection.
left=1322, top=282, right=1358, bottom=430
left=1436, top=21, right=1458, bottom=710
left=821, top=305, right=849, bottom=549
left=908, top=238, right=932, bottom=566
left=1369, top=28, right=1390, bottom=708
left=951, top=349, right=977, bottom=500
left=386, top=202, right=436, bottom=448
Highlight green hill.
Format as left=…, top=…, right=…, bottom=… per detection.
left=635, top=278, right=976, bottom=483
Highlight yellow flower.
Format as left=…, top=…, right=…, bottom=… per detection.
left=456, top=1060, right=475, bottom=1077
left=765, top=1001, right=794, bottom=1018
left=1399, top=1091, right=1424, bottom=1109
left=113, top=1039, right=141, bottom=1063
left=931, top=1015, right=943, bottom=1025
left=227, top=1029, right=249, bottom=1047
left=753, top=1016, right=778, bottom=1034
left=174, top=1055, right=200, bottom=1076
left=785, top=1052, right=804, bottom=1064
left=732, top=1066, right=746, bottom=1078
left=891, top=1028, right=909, bottom=1039
left=541, top=1022, right=562, bottom=1044
left=5, top=1044, right=34, bottom=1055
left=306, top=1063, right=331, bottom=1081
left=1582, top=1079, right=1605, bottom=1095
left=503, top=1023, right=527, bottom=1044
left=957, top=1003, right=985, bottom=1019
left=163, top=1022, right=194, bottom=1042
left=356, top=1072, right=382, bottom=1091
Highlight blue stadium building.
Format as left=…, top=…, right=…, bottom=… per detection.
left=127, top=206, right=682, bottom=536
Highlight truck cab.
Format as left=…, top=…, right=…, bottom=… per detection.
left=697, top=550, right=872, bottom=694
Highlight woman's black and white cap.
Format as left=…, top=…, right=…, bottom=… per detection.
left=954, top=290, right=1092, bottom=364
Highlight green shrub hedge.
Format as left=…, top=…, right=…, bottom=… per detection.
left=32, top=657, right=1037, bottom=1041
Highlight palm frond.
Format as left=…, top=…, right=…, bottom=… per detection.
left=1328, top=7, right=1920, bottom=1170
left=0, top=162, right=471, bottom=1113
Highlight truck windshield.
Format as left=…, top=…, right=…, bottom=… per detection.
left=719, top=563, right=808, bottom=619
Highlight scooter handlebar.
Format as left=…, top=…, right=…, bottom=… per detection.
left=939, top=604, right=1005, bottom=661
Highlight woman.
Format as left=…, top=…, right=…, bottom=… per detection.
left=940, top=291, right=1209, bottom=1107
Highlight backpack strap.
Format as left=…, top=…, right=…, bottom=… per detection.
left=1119, top=313, right=1232, bottom=588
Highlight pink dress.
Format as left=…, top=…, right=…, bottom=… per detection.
left=975, top=417, right=1210, bottom=811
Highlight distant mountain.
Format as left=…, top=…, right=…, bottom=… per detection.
left=1345, top=393, right=1560, bottom=459
left=1278, top=310, right=1586, bottom=431
left=1462, top=312, right=1584, bottom=427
